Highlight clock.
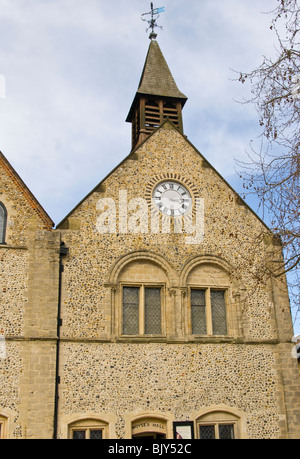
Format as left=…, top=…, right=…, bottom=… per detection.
left=153, top=181, right=192, bottom=217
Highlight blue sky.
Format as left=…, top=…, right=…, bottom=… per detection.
left=0, top=0, right=298, bottom=333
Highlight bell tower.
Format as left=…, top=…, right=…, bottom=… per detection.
left=126, top=35, right=188, bottom=151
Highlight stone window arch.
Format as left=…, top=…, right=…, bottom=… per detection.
left=117, top=259, right=168, bottom=338
left=107, top=252, right=178, bottom=339
left=180, top=256, right=243, bottom=338
left=194, top=405, right=248, bottom=439
left=68, top=417, right=109, bottom=439
left=0, top=202, right=7, bottom=244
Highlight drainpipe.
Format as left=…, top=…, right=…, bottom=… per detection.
left=53, top=242, right=69, bottom=439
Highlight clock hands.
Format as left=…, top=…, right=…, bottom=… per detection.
left=153, top=181, right=192, bottom=216
left=170, top=197, right=183, bottom=203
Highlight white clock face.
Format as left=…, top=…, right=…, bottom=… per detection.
left=153, top=181, right=192, bottom=216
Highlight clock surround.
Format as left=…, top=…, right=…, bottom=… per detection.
left=153, top=180, right=192, bottom=217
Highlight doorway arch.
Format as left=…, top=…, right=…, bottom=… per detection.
left=125, top=412, right=173, bottom=439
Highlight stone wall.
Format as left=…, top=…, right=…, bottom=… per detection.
left=0, top=153, right=59, bottom=438
left=55, top=124, right=299, bottom=439
left=1, top=124, right=299, bottom=438
left=57, top=342, right=282, bottom=439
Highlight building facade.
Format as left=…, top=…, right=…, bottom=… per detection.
left=0, top=37, right=300, bottom=440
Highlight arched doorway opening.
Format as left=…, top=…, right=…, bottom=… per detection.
left=131, top=417, right=167, bottom=439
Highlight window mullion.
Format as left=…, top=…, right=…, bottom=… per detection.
left=140, top=286, right=145, bottom=335
left=206, top=288, right=213, bottom=335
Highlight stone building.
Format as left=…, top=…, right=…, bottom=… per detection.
left=0, top=36, right=300, bottom=440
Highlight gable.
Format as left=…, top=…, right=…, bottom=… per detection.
left=57, top=119, right=270, bottom=236
left=0, top=152, right=54, bottom=243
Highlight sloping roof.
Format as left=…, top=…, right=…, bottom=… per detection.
left=0, top=151, right=54, bottom=229
left=126, top=39, right=187, bottom=122
left=137, top=39, right=187, bottom=100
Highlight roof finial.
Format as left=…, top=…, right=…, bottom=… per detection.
left=141, top=3, right=165, bottom=40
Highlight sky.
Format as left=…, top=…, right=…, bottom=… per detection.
left=0, top=0, right=299, bottom=334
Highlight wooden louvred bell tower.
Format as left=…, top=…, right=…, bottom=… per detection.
left=126, top=37, right=188, bottom=151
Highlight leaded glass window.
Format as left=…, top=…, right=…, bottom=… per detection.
left=90, top=430, right=103, bottom=439
left=219, top=424, right=235, bottom=439
left=191, top=288, right=227, bottom=336
left=123, top=287, right=139, bottom=335
left=72, top=429, right=103, bottom=439
left=145, top=288, right=161, bottom=334
left=191, top=289, right=206, bottom=334
left=0, top=203, right=7, bottom=244
left=122, top=286, right=162, bottom=336
left=72, top=430, right=86, bottom=439
left=199, top=423, right=235, bottom=439
left=211, top=290, right=227, bottom=335
left=69, top=419, right=106, bottom=439
left=199, top=425, right=215, bottom=439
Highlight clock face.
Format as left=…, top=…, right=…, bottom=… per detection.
left=153, top=181, right=192, bottom=217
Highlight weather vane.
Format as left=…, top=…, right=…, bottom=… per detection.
left=141, top=3, right=165, bottom=39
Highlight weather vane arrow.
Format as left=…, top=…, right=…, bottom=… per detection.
left=141, top=3, right=165, bottom=39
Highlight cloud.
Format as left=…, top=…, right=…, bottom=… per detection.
left=1, top=0, right=299, bottom=332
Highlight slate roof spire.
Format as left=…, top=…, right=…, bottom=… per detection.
left=137, top=39, right=187, bottom=101
left=126, top=36, right=188, bottom=151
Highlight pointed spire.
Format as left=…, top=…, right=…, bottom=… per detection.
left=137, top=39, right=187, bottom=101
left=126, top=39, right=188, bottom=151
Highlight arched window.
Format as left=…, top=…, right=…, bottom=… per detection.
left=187, top=263, right=230, bottom=336
left=196, top=409, right=240, bottom=439
left=0, top=202, right=7, bottom=244
left=68, top=418, right=108, bottom=439
left=119, top=260, right=167, bottom=337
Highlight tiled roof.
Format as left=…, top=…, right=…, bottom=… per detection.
left=137, top=39, right=187, bottom=100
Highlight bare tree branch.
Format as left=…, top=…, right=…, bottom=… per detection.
left=234, top=0, right=300, bottom=328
